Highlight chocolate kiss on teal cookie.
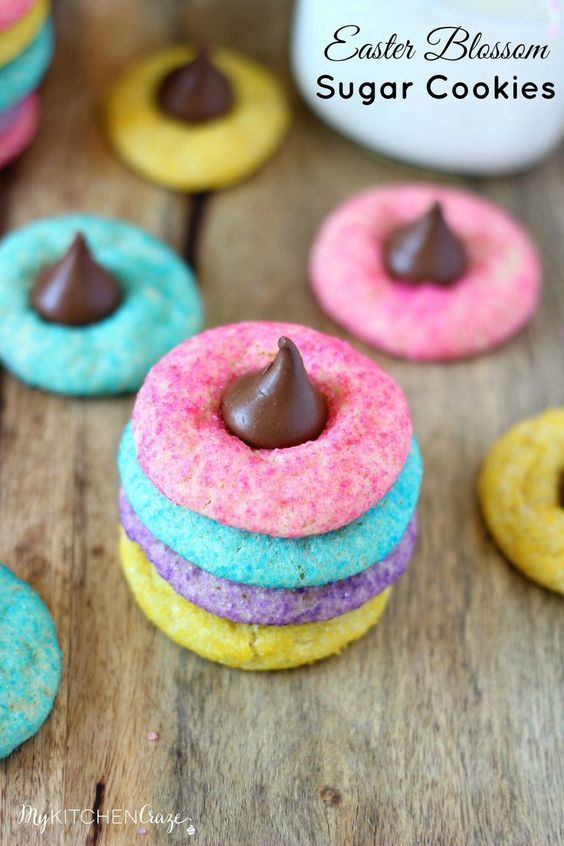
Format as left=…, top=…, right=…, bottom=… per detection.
left=0, top=214, right=203, bottom=395
left=30, top=232, right=122, bottom=325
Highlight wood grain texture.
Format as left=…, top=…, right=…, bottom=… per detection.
left=0, top=1, right=563, bottom=844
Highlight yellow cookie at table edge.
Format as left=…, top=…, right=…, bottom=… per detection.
left=478, top=408, right=564, bottom=595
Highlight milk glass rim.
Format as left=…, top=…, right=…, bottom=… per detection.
left=428, top=0, right=563, bottom=30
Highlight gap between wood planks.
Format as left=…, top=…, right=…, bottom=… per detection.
left=183, top=192, right=209, bottom=275
left=0, top=164, right=15, bottom=237
left=85, top=780, right=106, bottom=846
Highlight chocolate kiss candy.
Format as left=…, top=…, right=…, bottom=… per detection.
left=221, top=336, right=328, bottom=449
left=31, top=233, right=122, bottom=326
left=384, top=201, right=467, bottom=285
left=157, top=49, right=234, bottom=123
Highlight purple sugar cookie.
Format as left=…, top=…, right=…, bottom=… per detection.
left=0, top=92, right=39, bottom=168
left=310, top=184, right=542, bottom=362
left=120, top=490, right=417, bottom=625
left=0, top=103, right=16, bottom=131
left=133, top=322, right=412, bottom=538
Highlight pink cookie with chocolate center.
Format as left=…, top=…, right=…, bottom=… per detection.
left=133, top=322, right=412, bottom=538
left=310, top=184, right=542, bottom=362
left=0, top=92, right=39, bottom=168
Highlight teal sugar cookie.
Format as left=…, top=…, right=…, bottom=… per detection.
left=0, top=16, right=53, bottom=112
left=118, top=423, right=423, bottom=588
left=0, top=214, right=203, bottom=395
left=0, top=563, right=62, bottom=759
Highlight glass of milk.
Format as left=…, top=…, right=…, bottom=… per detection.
left=291, top=0, right=564, bottom=174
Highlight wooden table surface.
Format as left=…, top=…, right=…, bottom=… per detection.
left=0, top=1, right=563, bottom=844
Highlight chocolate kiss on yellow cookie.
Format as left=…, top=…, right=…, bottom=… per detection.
left=105, top=45, right=290, bottom=192
left=478, top=408, right=564, bottom=595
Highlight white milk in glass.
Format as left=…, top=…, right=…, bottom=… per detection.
left=291, top=0, right=564, bottom=173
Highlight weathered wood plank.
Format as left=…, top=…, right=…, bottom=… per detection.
left=0, top=1, right=562, bottom=844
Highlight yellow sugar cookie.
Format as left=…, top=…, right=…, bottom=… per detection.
left=119, top=529, right=391, bottom=670
left=0, top=0, right=48, bottom=66
left=105, top=46, right=290, bottom=192
left=478, top=408, right=564, bottom=594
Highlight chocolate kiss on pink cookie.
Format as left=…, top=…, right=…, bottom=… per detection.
left=310, top=183, right=542, bottom=362
left=133, top=322, right=412, bottom=537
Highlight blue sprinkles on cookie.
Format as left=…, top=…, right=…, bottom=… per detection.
left=0, top=214, right=203, bottom=395
left=0, top=563, right=62, bottom=760
left=118, top=422, right=423, bottom=588
left=0, top=17, right=54, bottom=112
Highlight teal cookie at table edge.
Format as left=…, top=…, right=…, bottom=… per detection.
left=118, top=422, right=423, bottom=588
left=0, top=214, right=203, bottom=396
left=0, top=563, right=62, bottom=760
left=0, top=16, right=54, bottom=112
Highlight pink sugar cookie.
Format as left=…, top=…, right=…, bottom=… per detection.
left=0, top=0, right=35, bottom=31
left=310, top=184, right=542, bottom=362
left=133, top=322, right=412, bottom=538
left=0, top=92, right=39, bottom=169
left=0, top=102, right=18, bottom=132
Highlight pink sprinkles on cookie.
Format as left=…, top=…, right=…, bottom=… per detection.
left=0, top=0, right=35, bottom=30
left=310, top=183, right=542, bottom=362
left=133, top=322, right=412, bottom=538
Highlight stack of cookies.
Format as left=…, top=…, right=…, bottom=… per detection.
left=118, top=322, right=422, bottom=670
left=0, top=0, right=53, bottom=169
